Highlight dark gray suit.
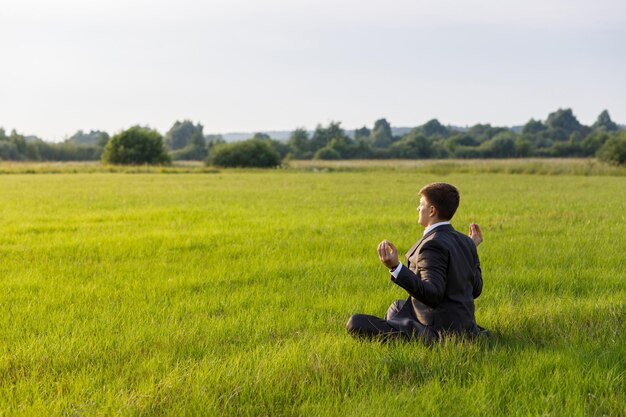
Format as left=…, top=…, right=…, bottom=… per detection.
left=347, top=224, right=483, bottom=340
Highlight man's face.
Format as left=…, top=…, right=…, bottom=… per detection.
left=417, top=195, right=433, bottom=228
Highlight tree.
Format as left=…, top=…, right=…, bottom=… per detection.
left=548, top=140, right=582, bottom=157
left=313, top=146, right=341, bottom=160
left=467, top=124, right=507, bottom=143
left=520, top=118, right=551, bottom=151
left=580, top=131, right=610, bottom=156
left=351, top=140, right=374, bottom=159
left=252, top=132, right=271, bottom=141
left=287, top=128, right=310, bottom=159
left=266, top=140, right=291, bottom=159
left=65, top=130, right=109, bottom=146
left=592, top=110, right=619, bottom=132
left=370, top=118, right=392, bottom=148
left=247, top=133, right=290, bottom=159
left=207, top=139, right=281, bottom=168
left=0, top=129, right=28, bottom=160
left=206, top=135, right=226, bottom=157
left=445, top=133, right=478, bottom=155
left=389, top=130, right=434, bottom=159
left=102, top=126, right=170, bottom=165
left=514, top=137, right=532, bottom=157
left=597, top=132, right=626, bottom=166
left=545, top=108, right=584, bottom=141
left=326, top=136, right=354, bottom=158
left=479, top=131, right=516, bottom=158
left=170, top=130, right=208, bottom=160
left=310, top=122, right=347, bottom=152
left=167, top=121, right=207, bottom=160
left=206, top=135, right=225, bottom=148
left=522, top=119, right=547, bottom=135
left=419, top=119, right=449, bottom=138
left=10, top=130, right=27, bottom=155
left=449, top=145, right=480, bottom=158
left=165, top=120, right=204, bottom=150
left=354, top=126, right=371, bottom=141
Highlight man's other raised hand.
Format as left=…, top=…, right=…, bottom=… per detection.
left=469, top=223, right=483, bottom=247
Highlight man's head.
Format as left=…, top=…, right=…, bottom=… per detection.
left=417, top=182, right=460, bottom=227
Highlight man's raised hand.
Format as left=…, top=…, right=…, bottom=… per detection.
left=377, top=240, right=400, bottom=269
left=469, top=223, right=483, bottom=247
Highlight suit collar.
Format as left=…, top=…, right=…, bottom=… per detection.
left=423, top=221, right=451, bottom=236
left=424, top=223, right=454, bottom=237
left=405, top=224, right=455, bottom=261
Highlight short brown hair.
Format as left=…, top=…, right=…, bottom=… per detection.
left=419, top=182, right=460, bottom=220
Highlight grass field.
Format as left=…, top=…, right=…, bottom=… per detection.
left=1, top=158, right=625, bottom=176
left=0, top=165, right=624, bottom=416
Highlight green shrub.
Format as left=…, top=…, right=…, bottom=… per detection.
left=313, top=146, right=341, bottom=160
left=170, top=144, right=208, bottom=161
left=597, top=132, right=626, bottom=166
left=207, top=139, right=281, bottom=168
left=102, top=126, right=170, bottom=165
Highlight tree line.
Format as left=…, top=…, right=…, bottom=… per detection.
left=1, top=108, right=625, bottom=166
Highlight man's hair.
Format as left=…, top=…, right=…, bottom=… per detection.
left=419, top=182, right=460, bottom=220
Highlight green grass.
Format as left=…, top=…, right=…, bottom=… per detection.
left=0, top=158, right=625, bottom=176
left=0, top=168, right=624, bottom=416
left=289, top=158, right=626, bottom=176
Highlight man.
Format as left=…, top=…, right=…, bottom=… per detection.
left=346, top=182, right=485, bottom=341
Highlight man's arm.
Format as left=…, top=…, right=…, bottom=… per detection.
left=471, top=244, right=483, bottom=299
left=391, top=240, right=448, bottom=307
left=468, top=224, right=483, bottom=298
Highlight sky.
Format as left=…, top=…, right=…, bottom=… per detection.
left=1, top=0, right=625, bottom=141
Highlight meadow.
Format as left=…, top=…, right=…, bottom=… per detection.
left=0, top=162, right=624, bottom=416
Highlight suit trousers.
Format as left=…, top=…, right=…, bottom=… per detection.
left=346, top=299, right=418, bottom=339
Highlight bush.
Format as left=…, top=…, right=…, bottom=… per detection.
left=597, top=133, right=626, bottom=166
left=37, top=142, right=102, bottom=161
left=0, top=141, right=22, bottom=160
left=313, top=146, right=341, bottom=160
left=102, top=126, right=170, bottom=165
left=479, top=132, right=516, bottom=158
left=389, top=132, right=434, bottom=159
left=170, top=144, right=208, bottom=161
left=207, top=139, right=281, bottom=168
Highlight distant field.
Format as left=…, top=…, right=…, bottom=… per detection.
left=0, top=158, right=625, bottom=176
left=0, top=167, right=624, bottom=416
left=289, top=158, right=626, bottom=176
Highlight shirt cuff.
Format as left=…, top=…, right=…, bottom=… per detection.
left=389, top=264, right=403, bottom=278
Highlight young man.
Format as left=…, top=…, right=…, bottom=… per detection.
left=346, top=182, right=485, bottom=341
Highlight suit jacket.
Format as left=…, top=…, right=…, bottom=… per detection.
left=387, top=224, right=482, bottom=336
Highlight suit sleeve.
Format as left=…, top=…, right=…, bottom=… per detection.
left=391, top=240, right=448, bottom=307
left=471, top=244, right=483, bottom=299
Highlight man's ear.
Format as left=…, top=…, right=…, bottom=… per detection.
left=429, top=204, right=437, bottom=218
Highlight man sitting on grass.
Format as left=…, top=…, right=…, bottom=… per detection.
left=346, top=182, right=486, bottom=341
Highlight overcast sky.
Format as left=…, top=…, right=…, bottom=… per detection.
left=1, top=0, right=625, bottom=141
